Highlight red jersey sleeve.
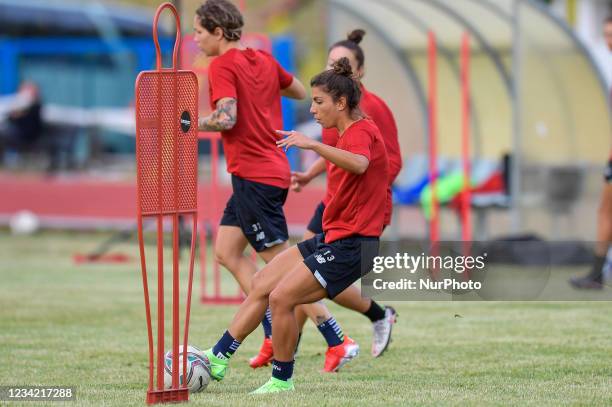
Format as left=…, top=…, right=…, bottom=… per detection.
left=380, top=103, right=402, bottom=182
left=344, top=126, right=373, bottom=161
left=276, top=61, right=294, bottom=89
left=208, top=59, right=237, bottom=106
left=362, top=89, right=402, bottom=184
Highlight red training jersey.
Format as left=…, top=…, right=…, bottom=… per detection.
left=208, top=48, right=293, bottom=189
left=321, top=84, right=402, bottom=225
left=323, top=119, right=389, bottom=243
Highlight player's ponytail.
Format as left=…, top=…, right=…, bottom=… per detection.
left=331, top=57, right=353, bottom=77
left=329, top=29, right=366, bottom=69
left=310, top=57, right=361, bottom=113
left=347, top=29, right=365, bottom=45
left=196, top=0, right=244, bottom=41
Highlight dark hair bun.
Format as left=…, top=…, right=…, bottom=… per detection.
left=347, top=29, right=366, bottom=44
left=332, top=57, right=353, bottom=77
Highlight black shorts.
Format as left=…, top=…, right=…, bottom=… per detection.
left=297, top=233, right=379, bottom=299
left=220, top=175, right=289, bottom=252
left=306, top=201, right=325, bottom=234
left=605, top=159, right=612, bottom=183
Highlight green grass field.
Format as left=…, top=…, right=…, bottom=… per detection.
left=1, top=230, right=612, bottom=406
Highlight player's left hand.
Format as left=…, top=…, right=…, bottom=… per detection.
left=290, top=171, right=311, bottom=192
left=275, top=130, right=317, bottom=150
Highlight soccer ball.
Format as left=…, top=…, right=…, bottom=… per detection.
left=163, top=345, right=211, bottom=393
left=9, top=210, right=40, bottom=235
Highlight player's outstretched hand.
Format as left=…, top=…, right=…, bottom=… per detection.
left=276, top=130, right=317, bottom=150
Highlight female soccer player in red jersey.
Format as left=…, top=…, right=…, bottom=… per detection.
left=193, top=0, right=305, bottom=347
left=293, top=29, right=402, bottom=358
left=202, top=57, right=389, bottom=393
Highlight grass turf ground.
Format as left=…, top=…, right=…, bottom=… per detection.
left=1, top=230, right=612, bottom=406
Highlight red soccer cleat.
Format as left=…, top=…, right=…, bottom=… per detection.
left=323, top=336, right=359, bottom=372
left=249, top=337, right=274, bottom=368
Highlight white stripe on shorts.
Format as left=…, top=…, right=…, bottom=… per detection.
left=264, top=239, right=285, bottom=248
left=313, top=270, right=327, bottom=288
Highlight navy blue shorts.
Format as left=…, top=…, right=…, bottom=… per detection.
left=605, top=159, right=612, bottom=183
left=306, top=201, right=325, bottom=234
left=220, top=175, right=289, bottom=252
left=297, top=233, right=379, bottom=299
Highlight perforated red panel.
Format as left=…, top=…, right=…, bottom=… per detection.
left=135, top=70, right=199, bottom=216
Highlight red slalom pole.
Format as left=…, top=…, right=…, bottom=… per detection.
left=199, top=218, right=208, bottom=300
left=136, top=2, right=199, bottom=403
left=211, top=136, right=221, bottom=298
left=428, top=31, right=440, bottom=245
left=460, top=33, right=472, bottom=245
left=182, top=214, right=198, bottom=386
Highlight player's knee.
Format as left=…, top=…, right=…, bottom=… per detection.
left=269, top=288, right=291, bottom=312
left=214, top=251, right=228, bottom=268
left=250, top=271, right=268, bottom=297
left=214, top=246, right=236, bottom=269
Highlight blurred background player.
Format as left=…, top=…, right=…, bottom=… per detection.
left=202, top=57, right=389, bottom=393
left=193, top=0, right=306, bottom=346
left=0, top=81, right=43, bottom=167
left=291, top=29, right=401, bottom=357
left=569, top=16, right=612, bottom=290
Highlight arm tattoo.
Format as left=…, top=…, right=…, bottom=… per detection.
left=198, top=97, right=237, bottom=131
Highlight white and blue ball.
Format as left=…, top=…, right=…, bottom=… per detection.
left=163, top=345, right=211, bottom=393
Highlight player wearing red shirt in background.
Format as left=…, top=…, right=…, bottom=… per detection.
left=193, top=0, right=306, bottom=342
left=292, top=29, right=402, bottom=359
left=202, top=57, right=389, bottom=393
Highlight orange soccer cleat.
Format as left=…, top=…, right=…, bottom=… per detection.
left=323, top=336, right=359, bottom=372
left=249, top=337, right=274, bottom=368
